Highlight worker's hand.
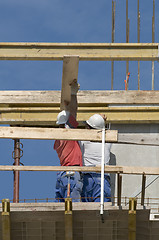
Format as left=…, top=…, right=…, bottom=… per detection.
left=100, top=114, right=107, bottom=121
left=70, top=79, right=80, bottom=95
left=64, top=100, right=69, bottom=106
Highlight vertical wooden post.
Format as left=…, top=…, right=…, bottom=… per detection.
left=60, top=56, right=79, bottom=111
left=2, top=199, right=11, bottom=240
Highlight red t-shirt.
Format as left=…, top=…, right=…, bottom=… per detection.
left=54, top=115, right=83, bottom=166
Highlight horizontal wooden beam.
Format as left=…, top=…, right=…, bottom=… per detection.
left=1, top=91, right=159, bottom=125
left=1, top=91, right=159, bottom=105
left=0, top=43, right=158, bottom=61
left=0, top=126, right=117, bottom=142
left=1, top=106, right=159, bottom=126
left=0, top=126, right=159, bottom=145
left=118, top=133, right=159, bottom=146
left=0, top=165, right=159, bottom=175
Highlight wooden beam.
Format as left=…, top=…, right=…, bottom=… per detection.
left=118, top=133, right=159, bottom=145
left=0, top=126, right=159, bottom=145
left=0, top=126, right=118, bottom=142
left=60, top=56, right=79, bottom=110
left=0, top=165, right=122, bottom=173
left=0, top=42, right=158, bottom=61
left=1, top=106, right=159, bottom=126
left=1, top=91, right=159, bottom=105
left=1, top=165, right=159, bottom=175
left=1, top=90, right=159, bottom=125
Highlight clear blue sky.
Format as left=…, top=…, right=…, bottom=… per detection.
left=0, top=0, right=159, bottom=201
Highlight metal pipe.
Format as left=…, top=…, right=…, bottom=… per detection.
left=13, top=139, right=20, bottom=203
left=100, top=127, right=105, bottom=215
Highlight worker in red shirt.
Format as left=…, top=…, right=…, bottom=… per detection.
left=54, top=80, right=83, bottom=202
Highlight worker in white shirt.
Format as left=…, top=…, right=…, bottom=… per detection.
left=80, top=114, right=111, bottom=202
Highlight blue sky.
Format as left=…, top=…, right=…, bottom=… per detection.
left=0, top=0, right=159, bottom=201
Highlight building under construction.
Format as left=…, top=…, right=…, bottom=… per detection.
left=1, top=1, right=159, bottom=239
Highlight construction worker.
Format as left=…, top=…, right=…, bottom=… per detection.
left=54, top=80, right=83, bottom=202
left=80, top=114, right=111, bottom=202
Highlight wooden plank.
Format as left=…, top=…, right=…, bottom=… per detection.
left=1, top=91, right=159, bottom=105
left=0, top=126, right=159, bottom=146
left=0, top=165, right=123, bottom=173
left=0, top=126, right=118, bottom=142
left=60, top=56, right=79, bottom=110
left=118, top=133, right=159, bottom=145
left=1, top=91, right=159, bottom=125
left=2, top=106, right=159, bottom=126
left=0, top=42, right=158, bottom=61
left=0, top=165, right=159, bottom=175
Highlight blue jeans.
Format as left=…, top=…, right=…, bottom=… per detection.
left=55, top=171, right=83, bottom=202
left=81, top=172, right=111, bottom=202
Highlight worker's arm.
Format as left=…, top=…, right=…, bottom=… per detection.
left=65, top=80, right=80, bottom=119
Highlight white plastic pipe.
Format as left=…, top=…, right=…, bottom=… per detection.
left=100, top=127, right=105, bottom=215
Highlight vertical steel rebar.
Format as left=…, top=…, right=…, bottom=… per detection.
left=13, top=139, right=20, bottom=203
left=152, top=0, right=155, bottom=90
left=111, top=0, right=115, bottom=90
left=141, top=174, right=146, bottom=206
left=117, top=173, right=122, bottom=206
left=126, top=0, right=130, bottom=90
left=137, top=0, right=140, bottom=90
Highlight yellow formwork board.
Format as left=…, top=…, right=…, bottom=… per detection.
left=0, top=42, right=158, bottom=61
left=1, top=106, right=159, bottom=125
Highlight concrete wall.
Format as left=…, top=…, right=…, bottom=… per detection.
left=110, top=124, right=159, bottom=209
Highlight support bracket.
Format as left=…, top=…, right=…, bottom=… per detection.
left=128, top=198, right=137, bottom=240
left=65, top=198, right=73, bottom=240
left=1, top=199, right=11, bottom=240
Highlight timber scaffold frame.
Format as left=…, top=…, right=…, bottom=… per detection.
left=0, top=42, right=159, bottom=240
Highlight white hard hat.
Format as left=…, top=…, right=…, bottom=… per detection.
left=86, top=114, right=105, bottom=130
left=56, top=110, right=70, bottom=125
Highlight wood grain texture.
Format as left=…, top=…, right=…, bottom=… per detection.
left=60, top=56, right=79, bottom=110
left=0, top=165, right=159, bottom=175
left=0, top=126, right=118, bottom=142
left=0, top=42, right=158, bottom=61
left=1, top=91, right=159, bottom=105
